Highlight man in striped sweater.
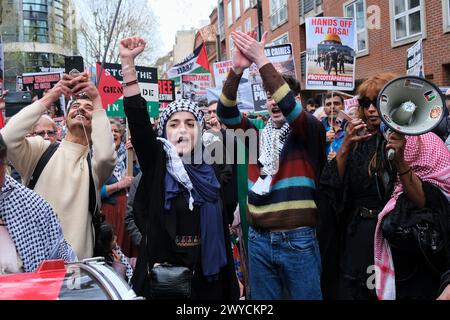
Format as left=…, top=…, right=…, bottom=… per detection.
left=217, top=31, right=326, bottom=300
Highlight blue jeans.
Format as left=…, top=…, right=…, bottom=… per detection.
left=248, top=226, right=322, bottom=300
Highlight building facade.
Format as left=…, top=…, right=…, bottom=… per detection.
left=1, top=0, right=78, bottom=90
left=218, top=0, right=449, bottom=95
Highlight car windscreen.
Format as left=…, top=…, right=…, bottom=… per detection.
left=58, top=266, right=110, bottom=300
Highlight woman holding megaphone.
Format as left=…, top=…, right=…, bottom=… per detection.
left=318, top=73, right=398, bottom=300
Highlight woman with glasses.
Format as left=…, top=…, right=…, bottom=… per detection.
left=318, top=73, right=398, bottom=300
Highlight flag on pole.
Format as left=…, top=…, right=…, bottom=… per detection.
left=167, top=43, right=210, bottom=78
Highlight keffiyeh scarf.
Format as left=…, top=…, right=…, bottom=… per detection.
left=113, top=143, right=127, bottom=182
left=0, top=175, right=77, bottom=272
left=374, top=133, right=450, bottom=300
left=259, top=119, right=290, bottom=176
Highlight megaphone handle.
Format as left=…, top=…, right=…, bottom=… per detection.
left=387, top=148, right=395, bottom=161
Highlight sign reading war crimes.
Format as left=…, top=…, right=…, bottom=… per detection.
left=305, top=17, right=356, bottom=91
left=406, top=39, right=424, bottom=77
left=97, top=62, right=159, bottom=117
left=181, top=74, right=211, bottom=103
left=248, top=43, right=296, bottom=111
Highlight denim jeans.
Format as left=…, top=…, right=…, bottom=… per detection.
left=248, top=226, right=322, bottom=300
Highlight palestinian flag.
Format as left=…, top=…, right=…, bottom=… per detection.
left=167, top=42, right=210, bottom=78
left=424, top=90, right=436, bottom=102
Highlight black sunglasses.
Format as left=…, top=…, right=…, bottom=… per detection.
left=358, top=97, right=377, bottom=109
left=445, top=94, right=450, bottom=100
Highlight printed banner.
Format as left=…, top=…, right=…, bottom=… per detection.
left=406, top=39, right=424, bottom=77
left=181, top=74, right=211, bottom=103
left=158, top=79, right=175, bottom=103
left=97, top=63, right=159, bottom=117
left=305, top=17, right=356, bottom=90
left=249, top=43, right=297, bottom=111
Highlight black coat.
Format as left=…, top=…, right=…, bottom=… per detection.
left=124, top=95, right=239, bottom=300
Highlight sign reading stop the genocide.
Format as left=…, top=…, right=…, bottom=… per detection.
left=97, top=62, right=159, bottom=117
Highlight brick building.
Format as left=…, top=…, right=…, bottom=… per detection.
left=218, top=0, right=450, bottom=95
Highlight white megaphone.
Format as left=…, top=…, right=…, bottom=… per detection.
left=377, top=76, right=446, bottom=160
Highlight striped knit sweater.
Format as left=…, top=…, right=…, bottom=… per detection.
left=217, top=63, right=326, bottom=230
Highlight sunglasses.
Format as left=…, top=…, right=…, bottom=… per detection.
left=34, top=130, right=57, bottom=137
left=445, top=94, right=450, bottom=100
left=358, top=97, right=377, bottom=109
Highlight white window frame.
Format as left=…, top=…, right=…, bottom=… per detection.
left=269, top=0, right=288, bottom=31
left=235, top=0, right=241, bottom=19
left=227, top=1, right=233, bottom=26
left=245, top=17, right=252, bottom=33
left=389, top=0, right=426, bottom=48
left=229, top=37, right=235, bottom=59
left=343, top=0, right=369, bottom=56
left=270, top=32, right=289, bottom=46
left=243, top=0, right=250, bottom=11
left=443, top=0, right=450, bottom=33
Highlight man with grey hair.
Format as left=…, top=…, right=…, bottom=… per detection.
left=31, top=115, right=59, bottom=144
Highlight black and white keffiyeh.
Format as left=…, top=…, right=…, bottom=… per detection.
left=114, top=244, right=134, bottom=284
left=113, top=142, right=127, bottom=182
left=258, top=119, right=290, bottom=176
left=157, top=99, right=204, bottom=137
left=0, top=175, right=77, bottom=272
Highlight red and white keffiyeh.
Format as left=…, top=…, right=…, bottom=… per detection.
left=374, top=132, right=450, bottom=300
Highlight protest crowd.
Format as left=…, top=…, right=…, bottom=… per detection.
left=0, top=30, right=450, bottom=301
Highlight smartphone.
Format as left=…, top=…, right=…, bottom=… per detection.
left=337, top=110, right=367, bottom=136
left=64, top=56, right=84, bottom=76
left=5, top=91, right=32, bottom=117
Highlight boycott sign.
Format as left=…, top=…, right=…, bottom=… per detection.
left=305, top=17, right=356, bottom=90
left=181, top=74, right=211, bottom=103
left=158, top=79, right=175, bottom=103
left=97, top=63, right=159, bottom=117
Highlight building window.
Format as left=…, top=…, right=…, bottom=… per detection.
left=444, top=0, right=450, bottom=32
left=229, top=37, right=235, bottom=59
left=243, top=0, right=250, bottom=10
left=227, top=1, right=233, bottom=26
left=391, top=0, right=423, bottom=42
left=271, top=32, right=289, bottom=45
left=270, top=0, right=288, bottom=30
left=235, top=0, right=241, bottom=19
left=245, top=18, right=252, bottom=32
left=344, top=0, right=367, bottom=53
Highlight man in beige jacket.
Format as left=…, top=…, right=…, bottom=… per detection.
left=1, top=73, right=116, bottom=260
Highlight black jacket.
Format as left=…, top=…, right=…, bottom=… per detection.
left=124, top=94, right=239, bottom=300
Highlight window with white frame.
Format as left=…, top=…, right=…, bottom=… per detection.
left=243, top=0, right=250, bottom=10
left=270, top=0, right=288, bottom=30
left=235, top=0, right=241, bottom=19
left=245, top=17, right=252, bottom=32
left=271, top=32, right=289, bottom=45
left=229, top=37, right=235, bottom=59
left=391, top=0, right=423, bottom=42
left=227, top=1, right=233, bottom=26
left=448, top=0, right=450, bottom=26
left=445, top=0, right=450, bottom=29
left=345, top=0, right=367, bottom=53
